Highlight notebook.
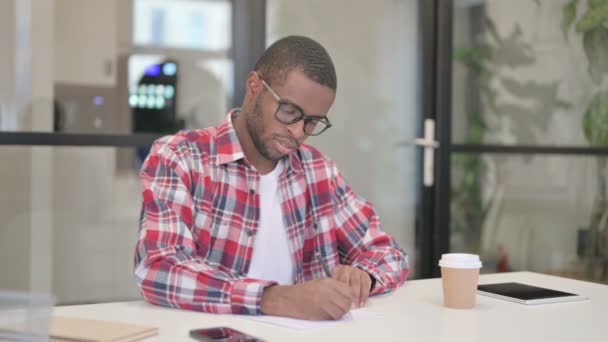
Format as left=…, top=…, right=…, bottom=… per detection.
left=477, top=282, right=589, bottom=305
left=50, top=316, right=158, bottom=342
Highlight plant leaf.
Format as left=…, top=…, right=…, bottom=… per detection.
left=583, top=93, right=608, bottom=145
left=562, top=0, right=580, bottom=40
left=588, top=0, right=605, bottom=9
left=576, top=2, right=608, bottom=33
left=582, top=27, right=608, bottom=83
left=453, top=46, right=491, bottom=74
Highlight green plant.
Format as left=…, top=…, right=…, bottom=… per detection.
left=562, top=0, right=608, bottom=279
left=451, top=109, right=489, bottom=252
left=451, top=46, right=492, bottom=253
left=562, top=0, right=608, bottom=83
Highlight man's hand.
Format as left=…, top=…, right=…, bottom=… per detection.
left=261, top=278, right=353, bottom=320
left=331, top=265, right=372, bottom=308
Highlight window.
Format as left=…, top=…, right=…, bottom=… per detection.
left=133, top=0, right=232, bottom=51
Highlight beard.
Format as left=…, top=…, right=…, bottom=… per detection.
left=245, top=97, right=286, bottom=162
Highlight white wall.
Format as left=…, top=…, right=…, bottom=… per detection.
left=54, top=0, right=117, bottom=86
left=0, top=0, right=54, bottom=295
left=267, top=0, right=420, bottom=270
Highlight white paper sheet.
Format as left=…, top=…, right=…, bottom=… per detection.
left=240, top=308, right=382, bottom=331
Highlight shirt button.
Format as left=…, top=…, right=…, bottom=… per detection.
left=249, top=189, right=255, bottom=195
left=246, top=229, right=254, bottom=236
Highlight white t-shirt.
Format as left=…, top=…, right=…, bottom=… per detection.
left=247, top=162, right=295, bottom=285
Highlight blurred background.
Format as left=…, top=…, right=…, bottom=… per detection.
left=0, top=0, right=607, bottom=305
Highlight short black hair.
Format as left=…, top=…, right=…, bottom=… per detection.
left=254, top=35, right=337, bottom=90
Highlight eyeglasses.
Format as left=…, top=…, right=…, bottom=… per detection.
left=256, top=73, right=332, bottom=136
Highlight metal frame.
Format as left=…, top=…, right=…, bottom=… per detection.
left=232, top=0, right=266, bottom=108
left=418, top=0, right=454, bottom=279
left=0, top=132, right=161, bottom=147
left=432, top=0, right=454, bottom=278
left=452, top=144, right=608, bottom=155
left=417, top=0, right=439, bottom=279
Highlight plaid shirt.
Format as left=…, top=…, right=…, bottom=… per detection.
left=134, top=110, right=409, bottom=315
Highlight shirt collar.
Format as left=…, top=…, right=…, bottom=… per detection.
left=215, top=109, right=303, bottom=174
left=215, top=109, right=245, bottom=166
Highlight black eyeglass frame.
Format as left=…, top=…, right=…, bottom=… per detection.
left=255, top=72, right=333, bottom=136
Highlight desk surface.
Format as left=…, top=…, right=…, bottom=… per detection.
left=53, top=272, right=608, bottom=341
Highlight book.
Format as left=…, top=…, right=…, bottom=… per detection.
left=50, top=316, right=158, bottom=342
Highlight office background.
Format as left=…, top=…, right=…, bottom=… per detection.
left=0, top=0, right=607, bottom=306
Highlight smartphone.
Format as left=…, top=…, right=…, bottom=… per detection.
left=189, top=327, right=265, bottom=342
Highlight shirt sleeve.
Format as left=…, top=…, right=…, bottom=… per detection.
left=329, top=164, right=410, bottom=295
left=134, top=140, right=275, bottom=314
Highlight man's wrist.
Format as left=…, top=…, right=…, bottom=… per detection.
left=260, top=284, right=286, bottom=316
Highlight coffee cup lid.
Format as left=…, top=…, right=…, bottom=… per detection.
left=438, top=253, right=482, bottom=269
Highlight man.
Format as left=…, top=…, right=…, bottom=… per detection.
left=134, top=36, right=409, bottom=321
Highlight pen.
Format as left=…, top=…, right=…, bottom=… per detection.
left=314, top=223, right=333, bottom=278
left=316, top=249, right=333, bottom=278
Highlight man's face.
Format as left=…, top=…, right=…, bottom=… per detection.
left=245, top=69, right=335, bottom=162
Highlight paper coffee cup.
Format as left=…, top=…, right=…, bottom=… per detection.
left=439, top=253, right=482, bottom=309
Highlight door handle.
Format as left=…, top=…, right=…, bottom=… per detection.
left=395, top=119, right=439, bottom=187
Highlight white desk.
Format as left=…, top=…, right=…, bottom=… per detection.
left=53, top=272, right=607, bottom=341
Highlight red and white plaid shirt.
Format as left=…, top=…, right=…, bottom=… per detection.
left=134, top=110, right=409, bottom=315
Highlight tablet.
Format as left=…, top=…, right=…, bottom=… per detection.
left=477, top=282, right=589, bottom=305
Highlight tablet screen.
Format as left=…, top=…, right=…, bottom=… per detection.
left=477, top=282, right=577, bottom=300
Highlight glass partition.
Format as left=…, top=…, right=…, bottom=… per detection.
left=452, top=0, right=608, bottom=147
left=451, top=152, right=608, bottom=284
left=267, top=0, right=422, bottom=275
left=0, top=146, right=143, bottom=304
left=0, top=0, right=232, bottom=134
